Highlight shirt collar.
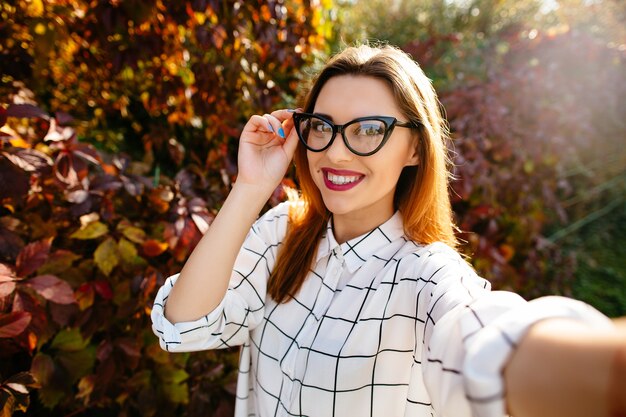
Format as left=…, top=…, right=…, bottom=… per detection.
left=315, top=211, right=405, bottom=273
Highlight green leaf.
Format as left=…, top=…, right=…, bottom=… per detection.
left=162, top=381, right=188, bottom=404
left=37, top=250, right=81, bottom=275
left=50, top=328, right=89, bottom=351
left=94, top=238, right=119, bottom=276
left=157, top=367, right=190, bottom=404
left=70, top=222, right=108, bottom=240
left=56, top=346, right=96, bottom=383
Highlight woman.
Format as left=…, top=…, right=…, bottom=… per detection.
left=151, top=44, right=625, bottom=417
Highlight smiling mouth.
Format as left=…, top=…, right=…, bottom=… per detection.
left=321, top=169, right=364, bottom=191
left=326, top=172, right=362, bottom=185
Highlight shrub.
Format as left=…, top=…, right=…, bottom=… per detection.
left=0, top=1, right=333, bottom=415
left=336, top=0, right=626, bottom=301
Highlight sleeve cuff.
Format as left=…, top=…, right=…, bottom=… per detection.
left=150, top=274, right=225, bottom=351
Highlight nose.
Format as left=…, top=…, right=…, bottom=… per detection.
left=325, top=133, right=353, bottom=162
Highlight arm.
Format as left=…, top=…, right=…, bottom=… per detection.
left=164, top=109, right=299, bottom=323
left=504, top=318, right=626, bottom=417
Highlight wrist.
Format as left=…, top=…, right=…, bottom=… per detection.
left=230, top=181, right=275, bottom=207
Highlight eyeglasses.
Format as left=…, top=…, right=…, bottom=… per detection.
left=292, top=113, right=418, bottom=156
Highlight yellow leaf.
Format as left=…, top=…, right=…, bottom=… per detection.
left=70, top=222, right=108, bottom=240
left=118, top=238, right=138, bottom=266
left=117, top=223, right=146, bottom=244
left=94, top=238, right=119, bottom=276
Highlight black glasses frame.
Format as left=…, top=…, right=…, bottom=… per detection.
left=292, top=112, right=418, bottom=157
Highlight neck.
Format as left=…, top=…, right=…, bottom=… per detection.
left=332, top=207, right=394, bottom=243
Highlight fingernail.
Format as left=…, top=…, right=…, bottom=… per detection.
left=268, top=124, right=274, bottom=132
left=278, top=127, right=285, bottom=138
left=287, top=109, right=296, bottom=113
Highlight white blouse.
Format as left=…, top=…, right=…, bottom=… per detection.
left=151, top=202, right=611, bottom=417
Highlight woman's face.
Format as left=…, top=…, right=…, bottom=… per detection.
left=307, top=75, right=419, bottom=231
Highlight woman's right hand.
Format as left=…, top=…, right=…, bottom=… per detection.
left=235, top=108, right=299, bottom=193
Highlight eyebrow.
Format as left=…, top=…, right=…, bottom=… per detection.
left=313, top=112, right=333, bottom=121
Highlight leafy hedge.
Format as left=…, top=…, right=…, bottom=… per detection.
left=442, top=29, right=626, bottom=297
left=336, top=0, right=626, bottom=299
left=0, top=1, right=331, bottom=416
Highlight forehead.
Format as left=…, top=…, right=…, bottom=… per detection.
left=313, top=75, right=402, bottom=121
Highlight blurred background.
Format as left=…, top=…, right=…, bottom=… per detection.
left=1, top=0, right=625, bottom=415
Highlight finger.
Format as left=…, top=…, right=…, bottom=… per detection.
left=281, top=119, right=300, bottom=157
left=270, top=108, right=302, bottom=122
left=244, top=114, right=275, bottom=135
left=263, top=114, right=286, bottom=139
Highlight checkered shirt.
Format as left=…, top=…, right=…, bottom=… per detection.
left=151, top=202, right=611, bottom=417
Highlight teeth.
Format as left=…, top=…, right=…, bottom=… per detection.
left=327, top=173, right=361, bottom=185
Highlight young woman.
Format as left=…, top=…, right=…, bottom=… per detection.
left=151, top=45, right=626, bottom=417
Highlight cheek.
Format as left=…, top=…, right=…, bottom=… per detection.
left=306, top=152, right=320, bottom=177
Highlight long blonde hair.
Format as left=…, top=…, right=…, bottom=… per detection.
left=268, top=44, right=457, bottom=303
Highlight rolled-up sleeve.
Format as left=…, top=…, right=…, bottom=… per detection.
left=420, top=259, right=614, bottom=417
left=151, top=203, right=290, bottom=353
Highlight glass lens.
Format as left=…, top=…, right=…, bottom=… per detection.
left=298, top=115, right=333, bottom=150
left=345, top=119, right=388, bottom=154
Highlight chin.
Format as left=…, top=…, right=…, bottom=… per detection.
left=319, top=195, right=358, bottom=216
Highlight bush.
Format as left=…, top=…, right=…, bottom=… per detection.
left=336, top=0, right=626, bottom=301
left=0, top=1, right=333, bottom=415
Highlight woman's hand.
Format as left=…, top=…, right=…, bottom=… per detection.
left=236, top=108, right=299, bottom=193
left=504, top=318, right=626, bottom=417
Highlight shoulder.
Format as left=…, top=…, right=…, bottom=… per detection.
left=397, top=240, right=488, bottom=288
left=249, top=200, right=299, bottom=242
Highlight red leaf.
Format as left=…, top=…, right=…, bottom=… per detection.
left=0, top=311, right=31, bottom=338
left=25, top=275, right=75, bottom=304
left=93, top=280, right=113, bottom=300
left=2, top=148, right=53, bottom=172
left=0, top=264, right=16, bottom=279
left=6, top=104, right=49, bottom=120
left=0, top=280, right=16, bottom=298
left=15, top=238, right=53, bottom=278
left=142, top=239, right=168, bottom=257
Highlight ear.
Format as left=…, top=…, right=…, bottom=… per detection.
left=404, top=145, right=420, bottom=167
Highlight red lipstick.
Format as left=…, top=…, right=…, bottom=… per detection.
left=321, top=168, right=365, bottom=191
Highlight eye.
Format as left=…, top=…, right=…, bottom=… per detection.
left=311, top=120, right=332, bottom=133
left=353, top=122, right=385, bottom=137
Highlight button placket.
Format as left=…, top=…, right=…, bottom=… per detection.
left=281, top=248, right=345, bottom=414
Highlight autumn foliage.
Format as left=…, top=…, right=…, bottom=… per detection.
left=1, top=0, right=626, bottom=416
left=1, top=0, right=328, bottom=415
